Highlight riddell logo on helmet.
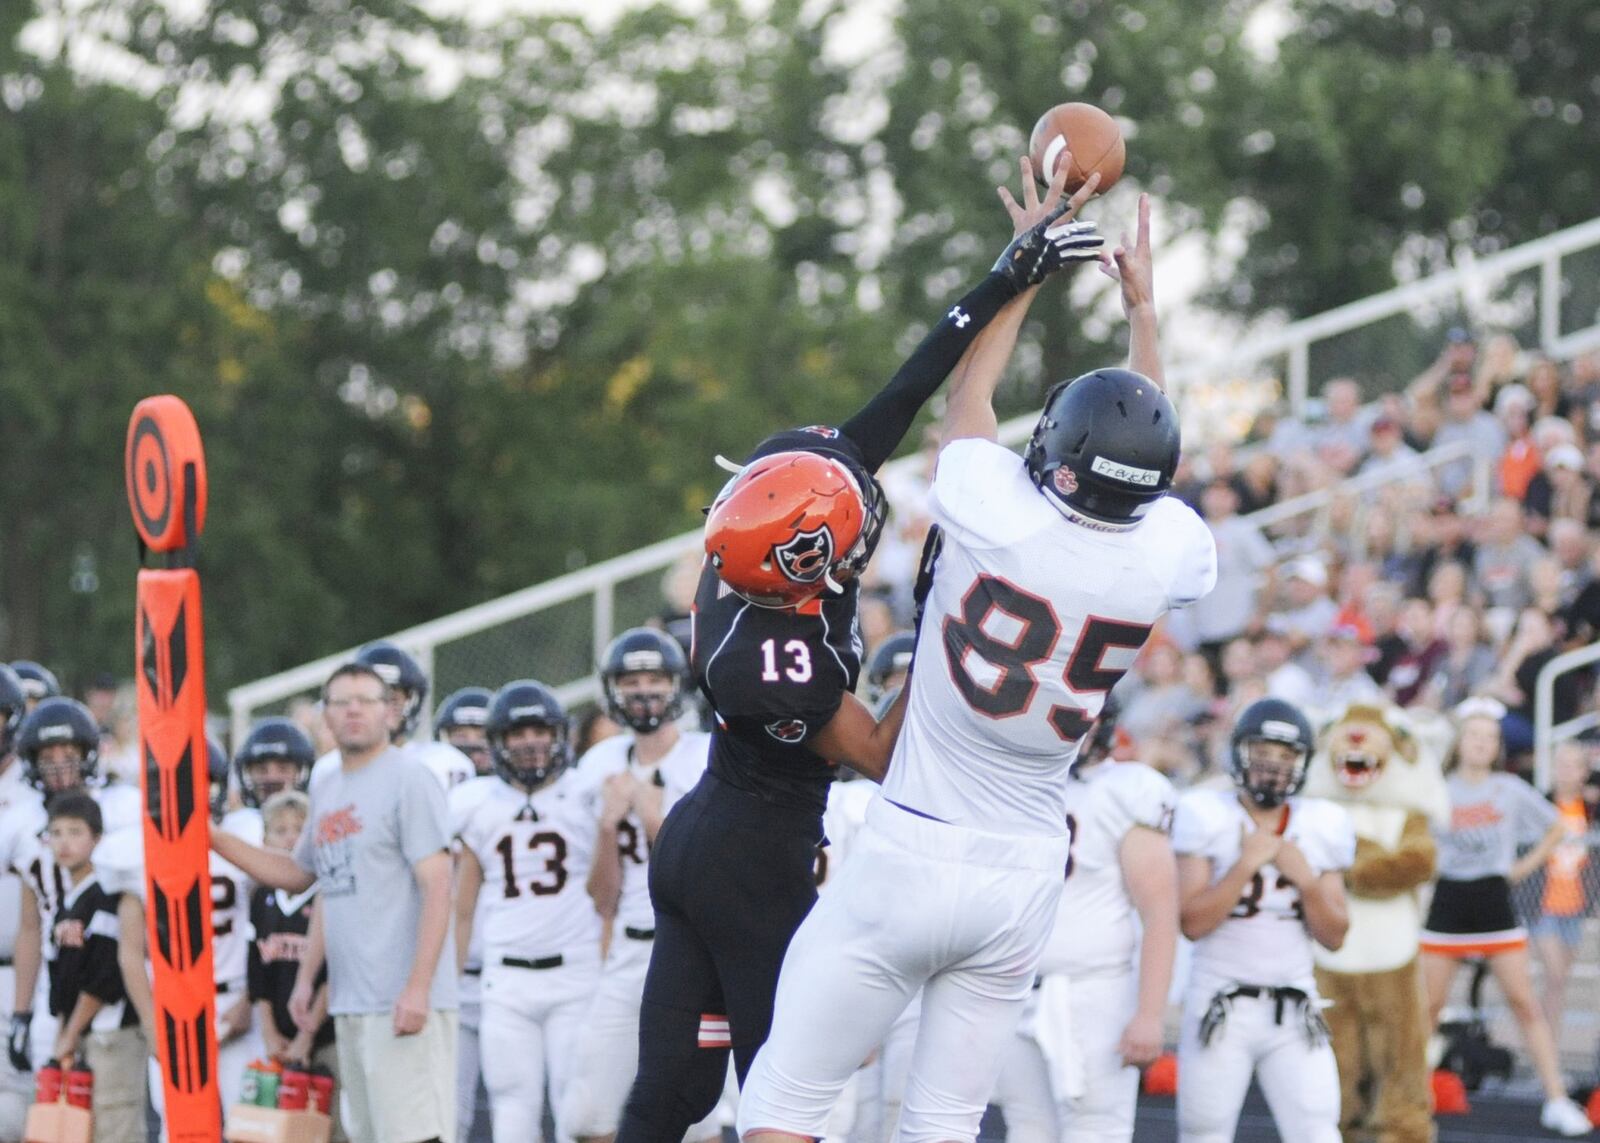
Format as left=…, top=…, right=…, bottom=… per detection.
left=798, top=425, right=840, bottom=438
left=1090, top=456, right=1161, bottom=487
left=1052, top=467, right=1078, bottom=495
left=772, top=526, right=835, bottom=584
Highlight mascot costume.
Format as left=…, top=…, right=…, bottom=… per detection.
left=1304, top=702, right=1449, bottom=1143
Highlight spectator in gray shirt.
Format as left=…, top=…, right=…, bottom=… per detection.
left=1473, top=499, right=1546, bottom=611
left=1314, top=377, right=1374, bottom=473
left=1433, top=372, right=1508, bottom=499
left=214, top=663, right=457, bottom=1143
left=1359, top=414, right=1427, bottom=485
left=1188, top=480, right=1276, bottom=659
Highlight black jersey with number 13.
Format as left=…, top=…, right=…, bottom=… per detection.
left=691, top=430, right=868, bottom=813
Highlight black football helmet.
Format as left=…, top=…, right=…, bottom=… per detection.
left=234, top=717, right=315, bottom=808
left=1229, top=698, right=1314, bottom=809
left=1024, top=368, right=1179, bottom=530
left=0, top=665, right=25, bottom=758
left=207, top=737, right=230, bottom=821
left=356, top=641, right=429, bottom=739
left=487, top=680, right=571, bottom=792
left=435, top=687, right=493, bottom=735
left=15, top=697, right=100, bottom=793
left=10, top=661, right=61, bottom=706
left=865, top=632, right=916, bottom=703
left=600, top=628, right=689, bottom=735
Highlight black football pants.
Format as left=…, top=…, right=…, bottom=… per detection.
left=616, top=771, right=823, bottom=1143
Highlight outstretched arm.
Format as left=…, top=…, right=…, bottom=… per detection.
left=840, top=157, right=1103, bottom=471
left=942, top=165, right=1104, bottom=447
left=1097, top=193, right=1162, bottom=388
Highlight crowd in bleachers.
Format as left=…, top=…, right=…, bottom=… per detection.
left=841, top=331, right=1600, bottom=795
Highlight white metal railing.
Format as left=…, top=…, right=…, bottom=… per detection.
left=1244, top=437, right=1491, bottom=546
left=229, top=214, right=1600, bottom=740
left=1534, top=642, right=1600, bottom=790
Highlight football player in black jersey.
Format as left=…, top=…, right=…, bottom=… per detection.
left=617, top=160, right=1107, bottom=1143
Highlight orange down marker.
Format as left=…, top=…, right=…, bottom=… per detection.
left=126, top=396, right=221, bottom=1143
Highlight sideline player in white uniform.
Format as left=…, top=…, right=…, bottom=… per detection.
left=1, top=698, right=141, bottom=1076
left=206, top=739, right=269, bottom=1109
left=562, top=629, right=716, bottom=1143
left=738, top=168, right=1217, bottom=1143
left=454, top=680, right=601, bottom=1143
left=1173, top=698, right=1353, bottom=1143
left=994, top=698, right=1179, bottom=1143
left=0, top=667, right=34, bottom=1138
left=226, top=716, right=317, bottom=845
left=434, top=685, right=496, bottom=1143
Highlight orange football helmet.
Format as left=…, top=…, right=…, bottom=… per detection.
left=705, top=450, right=883, bottom=608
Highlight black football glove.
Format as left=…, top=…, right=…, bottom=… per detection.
left=992, top=199, right=1104, bottom=294
left=8, top=1012, right=31, bottom=1071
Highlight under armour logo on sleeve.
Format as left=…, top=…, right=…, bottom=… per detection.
left=948, top=306, right=970, bottom=328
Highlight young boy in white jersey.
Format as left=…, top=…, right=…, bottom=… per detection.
left=995, top=697, right=1179, bottom=1143
left=561, top=629, right=717, bottom=1143
left=453, top=679, right=601, bottom=1143
left=1172, top=697, right=1353, bottom=1143
left=738, top=164, right=1217, bottom=1143
left=2, top=698, right=141, bottom=1074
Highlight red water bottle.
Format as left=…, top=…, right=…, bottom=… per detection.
left=277, top=1065, right=310, bottom=1111
left=64, top=1061, right=93, bottom=1110
left=34, top=1058, right=63, bottom=1105
left=308, top=1068, right=334, bottom=1116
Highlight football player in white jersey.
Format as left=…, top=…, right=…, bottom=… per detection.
left=738, top=168, right=1217, bottom=1143
left=1172, top=698, right=1353, bottom=1143
left=206, top=739, right=267, bottom=1109
left=226, top=717, right=317, bottom=845
left=814, top=685, right=916, bottom=1143
left=561, top=629, right=717, bottom=1143
left=0, top=667, right=33, bottom=1138
left=1, top=699, right=141, bottom=1074
left=435, top=685, right=496, bottom=1143
left=454, top=680, right=601, bottom=1143
left=993, top=697, right=1178, bottom=1143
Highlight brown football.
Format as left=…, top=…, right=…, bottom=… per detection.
left=1028, top=102, right=1125, bottom=194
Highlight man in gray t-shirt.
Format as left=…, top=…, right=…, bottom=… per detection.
left=293, top=744, right=456, bottom=1015
left=214, top=662, right=457, bottom=1143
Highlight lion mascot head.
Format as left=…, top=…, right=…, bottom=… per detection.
left=1303, top=702, right=1450, bottom=829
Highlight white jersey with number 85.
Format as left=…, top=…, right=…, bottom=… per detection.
left=881, top=438, right=1215, bottom=836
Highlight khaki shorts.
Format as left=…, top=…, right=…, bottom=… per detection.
left=335, top=1010, right=457, bottom=1143
left=85, top=1024, right=147, bottom=1143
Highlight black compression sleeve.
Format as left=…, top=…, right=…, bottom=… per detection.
left=838, top=271, right=1018, bottom=473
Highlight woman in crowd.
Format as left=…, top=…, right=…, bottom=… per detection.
left=1419, top=699, right=1588, bottom=1136
left=1426, top=607, right=1498, bottom=710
